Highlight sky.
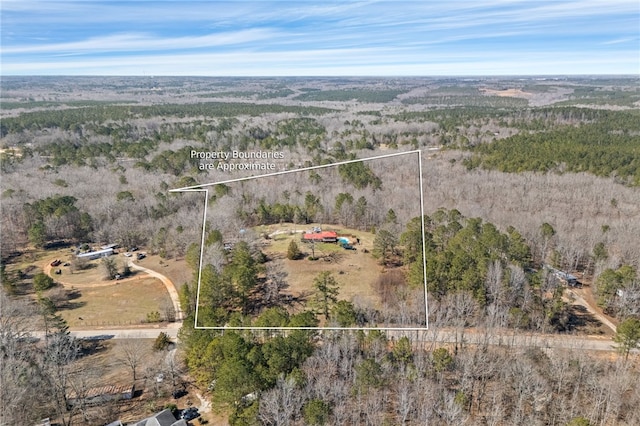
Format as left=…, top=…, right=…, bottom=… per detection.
left=1, top=0, right=639, bottom=76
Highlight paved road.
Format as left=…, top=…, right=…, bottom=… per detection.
left=31, top=322, right=182, bottom=340
left=387, top=328, right=625, bottom=353
left=45, top=322, right=638, bottom=355
left=39, top=256, right=631, bottom=354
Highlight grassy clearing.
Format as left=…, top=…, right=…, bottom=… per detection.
left=57, top=277, right=172, bottom=328
left=139, top=255, right=192, bottom=291
left=6, top=247, right=70, bottom=275
left=282, top=250, right=382, bottom=307
left=261, top=223, right=383, bottom=308
left=49, top=256, right=135, bottom=286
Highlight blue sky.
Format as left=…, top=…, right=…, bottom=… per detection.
left=1, top=1, right=638, bottom=76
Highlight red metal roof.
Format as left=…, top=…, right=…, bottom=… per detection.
left=302, top=231, right=337, bottom=240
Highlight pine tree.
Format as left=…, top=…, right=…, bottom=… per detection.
left=287, top=240, right=302, bottom=260
left=311, top=272, right=340, bottom=319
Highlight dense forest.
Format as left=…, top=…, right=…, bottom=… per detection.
left=1, top=76, right=639, bottom=425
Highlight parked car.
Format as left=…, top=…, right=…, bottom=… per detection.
left=180, top=407, right=199, bottom=420
left=123, top=252, right=132, bottom=257
left=136, top=253, right=146, bottom=260
left=50, top=260, right=62, bottom=267
left=172, top=389, right=188, bottom=399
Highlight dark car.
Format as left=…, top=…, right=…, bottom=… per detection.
left=180, top=407, right=199, bottom=420
left=172, top=389, right=188, bottom=399
left=50, top=260, right=62, bottom=267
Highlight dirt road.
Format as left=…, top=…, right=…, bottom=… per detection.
left=128, top=259, right=183, bottom=321
left=566, top=288, right=617, bottom=333
left=44, top=255, right=183, bottom=321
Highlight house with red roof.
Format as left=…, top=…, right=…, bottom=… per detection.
left=301, top=230, right=338, bottom=243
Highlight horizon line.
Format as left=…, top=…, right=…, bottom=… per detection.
left=2, top=73, right=638, bottom=78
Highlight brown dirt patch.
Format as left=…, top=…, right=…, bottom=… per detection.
left=480, top=88, right=534, bottom=98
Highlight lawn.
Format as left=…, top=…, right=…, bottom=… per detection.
left=261, top=223, right=384, bottom=309
left=57, top=277, right=172, bottom=328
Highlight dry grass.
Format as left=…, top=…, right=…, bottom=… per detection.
left=50, top=256, right=134, bottom=286
left=262, top=224, right=384, bottom=308
left=480, top=88, right=534, bottom=98
left=57, top=277, right=172, bottom=328
left=138, top=254, right=192, bottom=291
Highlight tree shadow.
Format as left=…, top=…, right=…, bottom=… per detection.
left=76, top=336, right=113, bottom=357
left=565, top=305, right=606, bottom=333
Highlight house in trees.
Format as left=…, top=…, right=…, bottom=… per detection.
left=544, top=265, right=578, bottom=286
left=302, top=230, right=338, bottom=243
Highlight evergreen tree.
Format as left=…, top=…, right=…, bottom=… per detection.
left=614, top=317, right=640, bottom=360
left=287, top=240, right=302, bottom=260
left=311, top=272, right=340, bottom=319
left=225, top=242, right=258, bottom=314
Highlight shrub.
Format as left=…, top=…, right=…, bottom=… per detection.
left=33, top=272, right=55, bottom=292
left=146, top=311, right=162, bottom=323
left=287, top=240, right=302, bottom=260
left=154, top=332, right=172, bottom=351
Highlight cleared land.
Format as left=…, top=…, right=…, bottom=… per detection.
left=137, top=254, right=192, bottom=291
left=262, top=223, right=393, bottom=309
left=56, top=277, right=172, bottom=328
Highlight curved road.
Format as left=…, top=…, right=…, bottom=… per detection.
left=44, top=256, right=183, bottom=321
left=128, top=259, right=183, bottom=321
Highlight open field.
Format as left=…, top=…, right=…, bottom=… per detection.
left=45, top=256, right=142, bottom=287
left=282, top=249, right=383, bottom=307
left=480, top=87, right=534, bottom=99
left=261, top=224, right=392, bottom=309
left=56, top=277, right=172, bottom=328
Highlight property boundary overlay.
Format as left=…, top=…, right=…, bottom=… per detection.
left=170, top=150, right=429, bottom=331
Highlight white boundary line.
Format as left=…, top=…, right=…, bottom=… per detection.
left=171, top=150, right=429, bottom=331
left=169, top=150, right=421, bottom=191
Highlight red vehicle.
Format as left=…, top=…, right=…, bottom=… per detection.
left=50, top=260, right=62, bottom=267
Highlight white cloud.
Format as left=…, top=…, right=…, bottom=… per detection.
left=2, top=46, right=636, bottom=76
left=2, top=1, right=638, bottom=75
left=2, top=29, right=280, bottom=55
left=599, top=37, right=638, bottom=45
